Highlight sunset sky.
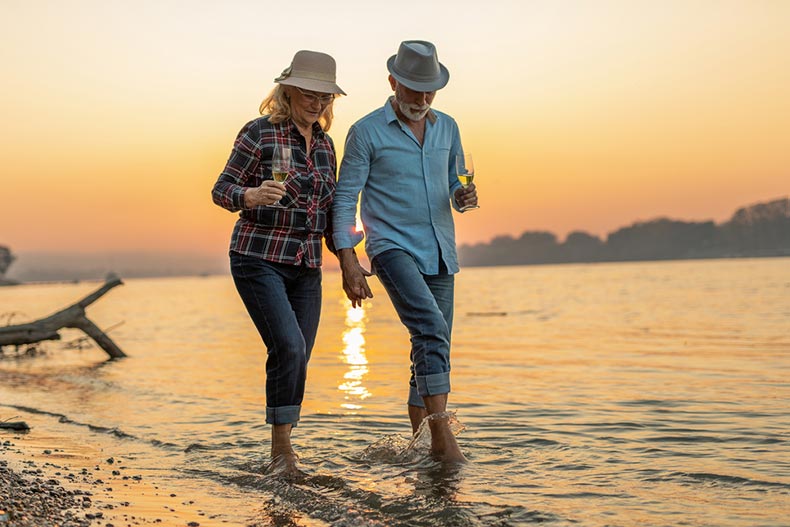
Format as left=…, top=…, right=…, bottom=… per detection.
left=2, top=0, right=788, bottom=256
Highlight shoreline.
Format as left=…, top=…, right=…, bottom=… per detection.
left=0, top=415, right=235, bottom=527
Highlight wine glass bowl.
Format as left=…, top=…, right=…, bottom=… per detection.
left=455, top=152, right=479, bottom=211
left=270, top=145, right=292, bottom=207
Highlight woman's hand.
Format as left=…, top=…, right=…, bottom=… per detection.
left=244, top=180, right=286, bottom=207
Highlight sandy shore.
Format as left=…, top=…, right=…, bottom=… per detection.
left=0, top=424, right=232, bottom=527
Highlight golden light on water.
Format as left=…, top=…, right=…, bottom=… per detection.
left=338, top=302, right=371, bottom=411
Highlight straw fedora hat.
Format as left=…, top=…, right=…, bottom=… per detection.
left=275, top=50, right=346, bottom=95
left=387, top=40, right=449, bottom=92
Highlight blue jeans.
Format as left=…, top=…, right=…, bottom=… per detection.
left=230, top=252, right=322, bottom=425
left=372, top=249, right=454, bottom=408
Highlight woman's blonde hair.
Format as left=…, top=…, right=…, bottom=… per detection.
left=259, top=85, right=335, bottom=131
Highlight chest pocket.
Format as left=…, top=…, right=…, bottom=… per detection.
left=315, top=169, right=336, bottom=210
left=279, top=173, right=302, bottom=209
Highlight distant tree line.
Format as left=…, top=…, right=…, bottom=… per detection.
left=0, top=246, right=14, bottom=276
left=459, top=197, right=790, bottom=267
left=0, top=245, right=16, bottom=285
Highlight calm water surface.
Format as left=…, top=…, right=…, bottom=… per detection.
left=1, top=258, right=788, bottom=526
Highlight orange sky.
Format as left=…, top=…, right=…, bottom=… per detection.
left=1, top=0, right=788, bottom=255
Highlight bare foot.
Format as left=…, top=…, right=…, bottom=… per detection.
left=267, top=423, right=305, bottom=479
left=265, top=451, right=305, bottom=480
left=428, top=415, right=468, bottom=464
left=422, top=395, right=468, bottom=464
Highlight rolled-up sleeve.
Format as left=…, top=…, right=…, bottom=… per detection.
left=212, top=121, right=261, bottom=212
left=332, top=125, right=368, bottom=250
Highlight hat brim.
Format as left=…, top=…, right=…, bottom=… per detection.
left=277, top=77, right=346, bottom=96
left=386, top=55, right=449, bottom=92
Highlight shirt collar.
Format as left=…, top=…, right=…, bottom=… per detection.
left=384, top=96, right=437, bottom=125
left=311, top=120, right=326, bottom=138
left=281, top=118, right=325, bottom=140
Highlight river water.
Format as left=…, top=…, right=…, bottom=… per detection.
left=1, top=258, right=788, bottom=526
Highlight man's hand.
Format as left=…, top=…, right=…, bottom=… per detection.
left=454, top=182, right=478, bottom=210
left=338, top=248, right=373, bottom=308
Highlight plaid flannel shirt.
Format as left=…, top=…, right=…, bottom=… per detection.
left=212, top=116, right=337, bottom=268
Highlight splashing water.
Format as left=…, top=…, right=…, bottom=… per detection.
left=360, top=411, right=466, bottom=464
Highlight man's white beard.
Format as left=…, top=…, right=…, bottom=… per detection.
left=396, top=97, right=430, bottom=121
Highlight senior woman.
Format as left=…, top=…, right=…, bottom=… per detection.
left=212, top=50, right=344, bottom=477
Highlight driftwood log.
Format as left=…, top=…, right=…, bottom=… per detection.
left=0, top=421, right=30, bottom=431
left=0, top=277, right=126, bottom=358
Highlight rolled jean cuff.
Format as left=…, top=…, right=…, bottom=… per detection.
left=408, top=385, right=425, bottom=408
left=416, top=372, right=451, bottom=398
left=266, top=405, right=301, bottom=426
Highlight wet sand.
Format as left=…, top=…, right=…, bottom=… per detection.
left=0, top=428, right=227, bottom=527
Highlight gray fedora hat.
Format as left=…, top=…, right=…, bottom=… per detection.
left=387, top=40, right=449, bottom=92
left=275, top=50, right=346, bottom=95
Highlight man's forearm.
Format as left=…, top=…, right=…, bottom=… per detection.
left=337, top=248, right=357, bottom=271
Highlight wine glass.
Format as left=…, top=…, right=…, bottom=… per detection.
left=455, top=152, right=479, bottom=211
left=270, top=145, right=292, bottom=207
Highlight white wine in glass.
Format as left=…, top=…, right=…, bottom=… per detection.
left=455, top=152, right=479, bottom=211
left=458, top=172, right=474, bottom=188
left=271, top=145, right=293, bottom=207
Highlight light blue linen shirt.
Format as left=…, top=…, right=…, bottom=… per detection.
left=333, top=98, right=464, bottom=275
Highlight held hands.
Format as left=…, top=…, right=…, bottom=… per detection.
left=454, top=182, right=478, bottom=210
left=338, top=249, right=373, bottom=308
left=244, top=181, right=286, bottom=207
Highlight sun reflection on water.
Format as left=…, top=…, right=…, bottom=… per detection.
left=338, top=302, right=371, bottom=411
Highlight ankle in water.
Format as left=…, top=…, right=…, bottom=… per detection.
left=425, top=410, right=455, bottom=422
